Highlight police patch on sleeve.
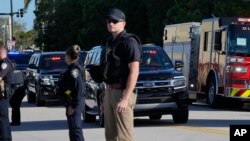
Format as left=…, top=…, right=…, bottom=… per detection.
left=1, top=63, right=7, bottom=70
left=71, top=69, right=79, bottom=78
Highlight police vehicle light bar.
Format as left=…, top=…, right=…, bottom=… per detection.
left=8, top=51, right=20, bottom=55
left=238, top=18, right=250, bottom=22
left=144, top=50, right=157, bottom=55
left=51, top=57, right=61, bottom=61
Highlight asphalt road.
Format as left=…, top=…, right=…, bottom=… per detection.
left=10, top=98, right=250, bottom=141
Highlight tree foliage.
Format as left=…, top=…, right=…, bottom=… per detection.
left=0, top=17, right=33, bottom=50
left=31, top=0, right=250, bottom=51
left=15, top=30, right=37, bottom=50
left=24, top=0, right=32, bottom=9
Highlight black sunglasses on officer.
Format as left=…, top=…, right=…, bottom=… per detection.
left=106, top=18, right=124, bottom=24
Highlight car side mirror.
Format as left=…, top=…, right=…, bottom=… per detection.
left=175, top=60, right=184, bottom=69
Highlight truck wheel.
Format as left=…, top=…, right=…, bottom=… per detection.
left=27, top=91, right=36, bottom=103
left=172, top=109, right=189, bottom=124
left=83, top=106, right=96, bottom=123
left=149, top=115, right=162, bottom=120
left=36, top=94, right=45, bottom=106
left=207, top=77, right=220, bottom=108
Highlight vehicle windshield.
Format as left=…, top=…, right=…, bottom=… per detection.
left=40, top=54, right=67, bottom=70
left=8, top=53, right=32, bottom=64
left=141, top=47, right=174, bottom=69
left=228, top=24, right=250, bottom=56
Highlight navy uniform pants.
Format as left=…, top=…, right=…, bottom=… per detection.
left=66, top=101, right=85, bottom=141
left=9, top=86, right=26, bottom=125
left=0, top=98, right=12, bottom=141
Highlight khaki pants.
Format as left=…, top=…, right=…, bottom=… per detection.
left=104, top=88, right=137, bottom=141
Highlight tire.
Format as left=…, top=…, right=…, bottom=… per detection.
left=99, top=112, right=104, bottom=127
left=83, top=106, right=96, bottom=123
left=207, top=76, right=220, bottom=108
left=98, top=92, right=105, bottom=127
left=36, top=97, right=44, bottom=106
left=149, top=115, right=162, bottom=120
left=27, top=91, right=36, bottom=103
left=172, top=109, right=189, bottom=124
left=36, top=89, right=45, bottom=106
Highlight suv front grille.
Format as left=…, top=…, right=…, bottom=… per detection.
left=139, top=75, right=171, bottom=81
left=136, top=80, right=175, bottom=104
left=138, top=87, right=173, bottom=95
left=137, top=97, right=174, bottom=104
left=136, top=81, right=170, bottom=87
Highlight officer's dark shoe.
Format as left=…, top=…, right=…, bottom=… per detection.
left=10, top=122, right=21, bottom=126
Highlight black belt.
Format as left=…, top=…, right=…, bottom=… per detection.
left=107, top=83, right=137, bottom=94
left=107, top=83, right=123, bottom=89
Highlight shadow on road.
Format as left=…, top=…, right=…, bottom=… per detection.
left=11, top=116, right=250, bottom=131
left=17, top=101, right=64, bottom=108
left=133, top=117, right=250, bottom=128
left=187, top=119, right=250, bottom=127
left=190, top=102, right=250, bottom=112
left=13, top=100, right=250, bottom=131
left=134, top=118, right=174, bottom=127
left=11, top=120, right=101, bottom=132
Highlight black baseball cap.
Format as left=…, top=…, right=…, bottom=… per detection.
left=106, top=8, right=126, bottom=21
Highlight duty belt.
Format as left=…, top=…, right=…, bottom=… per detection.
left=107, top=83, right=123, bottom=89
left=107, top=83, right=137, bottom=94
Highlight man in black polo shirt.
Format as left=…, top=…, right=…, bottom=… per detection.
left=102, top=8, right=141, bottom=141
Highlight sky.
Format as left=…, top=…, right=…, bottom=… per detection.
left=0, top=0, right=35, bottom=31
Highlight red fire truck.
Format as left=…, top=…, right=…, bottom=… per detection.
left=163, top=18, right=250, bottom=108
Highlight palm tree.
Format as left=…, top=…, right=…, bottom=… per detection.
left=24, top=0, right=32, bottom=9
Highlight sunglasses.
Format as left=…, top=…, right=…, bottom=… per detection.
left=106, top=19, right=120, bottom=24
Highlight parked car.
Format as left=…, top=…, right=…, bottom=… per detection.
left=26, top=52, right=68, bottom=106
left=83, top=46, right=105, bottom=126
left=84, top=44, right=189, bottom=127
left=7, top=51, right=33, bottom=73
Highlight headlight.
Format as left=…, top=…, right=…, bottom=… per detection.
left=40, top=75, right=53, bottom=85
left=171, top=76, right=186, bottom=89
